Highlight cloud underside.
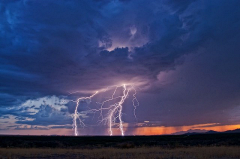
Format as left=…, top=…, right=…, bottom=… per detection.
left=0, top=0, right=240, bottom=131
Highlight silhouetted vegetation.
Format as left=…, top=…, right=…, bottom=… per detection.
left=1, top=133, right=240, bottom=149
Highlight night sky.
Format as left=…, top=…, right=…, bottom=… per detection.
left=1, top=0, right=240, bottom=136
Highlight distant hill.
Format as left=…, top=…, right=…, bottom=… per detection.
left=204, top=130, right=218, bottom=134
left=172, top=128, right=240, bottom=135
left=224, top=129, right=240, bottom=133
left=171, top=129, right=208, bottom=135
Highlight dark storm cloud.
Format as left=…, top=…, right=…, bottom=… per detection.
left=0, top=0, right=203, bottom=98
left=0, top=0, right=240, bottom=129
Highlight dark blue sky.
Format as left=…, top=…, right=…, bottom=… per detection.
left=1, top=0, right=240, bottom=135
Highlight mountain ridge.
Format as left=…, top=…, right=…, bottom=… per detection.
left=172, top=128, right=240, bottom=135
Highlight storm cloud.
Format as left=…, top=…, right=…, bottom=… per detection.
left=0, top=0, right=240, bottom=134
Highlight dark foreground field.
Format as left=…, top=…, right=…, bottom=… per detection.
left=0, top=133, right=240, bottom=159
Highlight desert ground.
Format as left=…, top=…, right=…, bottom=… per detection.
left=0, top=133, right=240, bottom=159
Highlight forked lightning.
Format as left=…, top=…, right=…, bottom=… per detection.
left=72, top=84, right=139, bottom=136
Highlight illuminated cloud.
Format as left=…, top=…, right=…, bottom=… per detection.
left=0, top=0, right=240, bottom=135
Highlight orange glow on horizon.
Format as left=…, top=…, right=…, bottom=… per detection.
left=132, top=123, right=240, bottom=135
left=1, top=123, right=239, bottom=136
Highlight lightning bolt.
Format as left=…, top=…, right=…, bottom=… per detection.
left=107, top=84, right=129, bottom=136
left=72, top=91, right=98, bottom=136
left=71, top=84, right=139, bottom=136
